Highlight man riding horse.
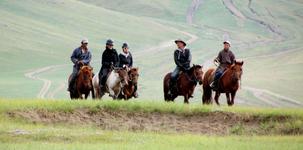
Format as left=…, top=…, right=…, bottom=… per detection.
left=118, top=43, right=138, bottom=98
left=211, top=40, right=235, bottom=91
left=68, top=38, right=92, bottom=92
left=169, top=39, right=192, bottom=95
left=98, top=39, right=120, bottom=95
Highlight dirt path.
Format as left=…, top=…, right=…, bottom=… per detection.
left=222, top=0, right=246, bottom=20
left=24, top=64, right=68, bottom=99
left=8, top=108, right=302, bottom=135
left=186, top=0, right=204, bottom=24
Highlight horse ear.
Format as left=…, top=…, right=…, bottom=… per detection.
left=240, top=61, right=244, bottom=66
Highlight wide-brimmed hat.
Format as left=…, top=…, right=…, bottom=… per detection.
left=174, top=39, right=186, bottom=46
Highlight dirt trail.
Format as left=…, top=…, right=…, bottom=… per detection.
left=24, top=64, right=68, bottom=99
left=222, top=0, right=246, bottom=20
left=186, top=0, right=204, bottom=24
left=8, top=108, right=301, bottom=135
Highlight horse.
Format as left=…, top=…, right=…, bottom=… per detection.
left=118, top=67, right=139, bottom=100
left=68, top=65, right=95, bottom=99
left=202, top=61, right=244, bottom=106
left=92, top=68, right=129, bottom=99
left=163, top=64, right=203, bottom=104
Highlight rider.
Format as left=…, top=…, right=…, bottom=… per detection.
left=98, top=39, right=120, bottom=94
left=169, top=39, right=192, bottom=94
left=211, top=40, right=235, bottom=91
left=118, top=43, right=138, bottom=98
left=68, top=38, right=92, bottom=92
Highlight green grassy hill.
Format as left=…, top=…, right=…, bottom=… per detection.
left=0, top=0, right=303, bottom=107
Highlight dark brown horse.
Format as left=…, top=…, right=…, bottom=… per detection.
left=69, top=65, right=95, bottom=99
left=118, top=68, right=139, bottom=100
left=163, top=65, right=203, bottom=103
left=202, top=61, right=244, bottom=106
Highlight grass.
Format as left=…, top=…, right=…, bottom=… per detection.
left=1, top=0, right=303, bottom=105
left=0, top=99, right=303, bottom=149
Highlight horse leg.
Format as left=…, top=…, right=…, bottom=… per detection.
left=226, top=93, right=232, bottom=106
left=214, top=92, right=221, bottom=105
left=184, top=95, right=189, bottom=104
left=91, top=88, right=95, bottom=99
left=230, top=91, right=236, bottom=106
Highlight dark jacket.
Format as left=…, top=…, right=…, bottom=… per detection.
left=101, top=48, right=119, bottom=69
left=174, top=48, right=191, bottom=70
left=216, top=49, right=235, bottom=67
left=70, top=47, right=92, bottom=68
left=119, top=52, right=133, bottom=68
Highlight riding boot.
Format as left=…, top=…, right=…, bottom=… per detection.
left=68, top=76, right=77, bottom=92
left=211, top=80, right=219, bottom=91
left=169, top=79, right=177, bottom=94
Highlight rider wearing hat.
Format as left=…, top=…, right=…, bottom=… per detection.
left=68, top=38, right=92, bottom=92
left=169, top=39, right=192, bottom=94
left=211, top=40, right=235, bottom=91
left=98, top=39, right=120, bottom=94
left=118, top=43, right=138, bottom=98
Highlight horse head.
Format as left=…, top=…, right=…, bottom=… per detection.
left=128, top=67, right=139, bottom=84
left=230, top=60, right=244, bottom=82
left=80, top=66, right=93, bottom=80
left=191, top=64, right=204, bottom=85
left=115, top=68, right=129, bottom=86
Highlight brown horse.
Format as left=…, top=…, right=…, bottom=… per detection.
left=202, top=61, right=244, bottom=106
left=118, top=68, right=139, bottom=100
left=69, top=65, right=95, bottom=99
left=163, top=65, right=203, bottom=103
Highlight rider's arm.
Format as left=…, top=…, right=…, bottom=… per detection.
left=230, top=51, right=235, bottom=64
left=214, top=51, right=222, bottom=63
left=129, top=53, right=133, bottom=68
left=82, top=51, right=92, bottom=65
left=70, top=48, right=79, bottom=64
left=114, top=50, right=120, bottom=67
left=102, top=51, right=111, bottom=67
left=174, top=50, right=183, bottom=68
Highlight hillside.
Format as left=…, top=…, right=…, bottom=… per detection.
left=0, top=0, right=303, bottom=107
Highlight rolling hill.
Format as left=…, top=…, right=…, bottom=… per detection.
left=0, top=0, right=303, bottom=107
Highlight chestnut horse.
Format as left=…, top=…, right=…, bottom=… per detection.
left=163, top=65, right=203, bottom=103
left=118, top=68, right=139, bottom=100
left=202, top=61, right=244, bottom=106
left=68, top=65, right=94, bottom=99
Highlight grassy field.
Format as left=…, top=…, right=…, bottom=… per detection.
left=1, top=0, right=303, bottom=106
left=0, top=99, right=302, bottom=150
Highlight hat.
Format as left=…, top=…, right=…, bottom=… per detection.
left=122, top=43, right=129, bottom=48
left=81, top=38, right=88, bottom=44
left=174, top=39, right=186, bottom=46
left=106, top=39, right=114, bottom=46
left=223, top=40, right=231, bottom=45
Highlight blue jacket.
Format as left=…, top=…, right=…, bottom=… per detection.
left=71, top=47, right=92, bottom=68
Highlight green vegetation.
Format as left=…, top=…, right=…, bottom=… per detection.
left=0, top=0, right=302, bottom=106
left=0, top=99, right=303, bottom=149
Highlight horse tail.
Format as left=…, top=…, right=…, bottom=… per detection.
left=202, top=84, right=212, bottom=104
left=202, top=69, right=215, bottom=104
left=163, top=73, right=171, bottom=101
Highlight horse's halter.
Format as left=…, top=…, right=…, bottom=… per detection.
left=187, top=66, right=203, bottom=85
left=128, top=71, right=139, bottom=84
left=231, top=65, right=243, bottom=83
left=80, top=66, right=92, bottom=81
